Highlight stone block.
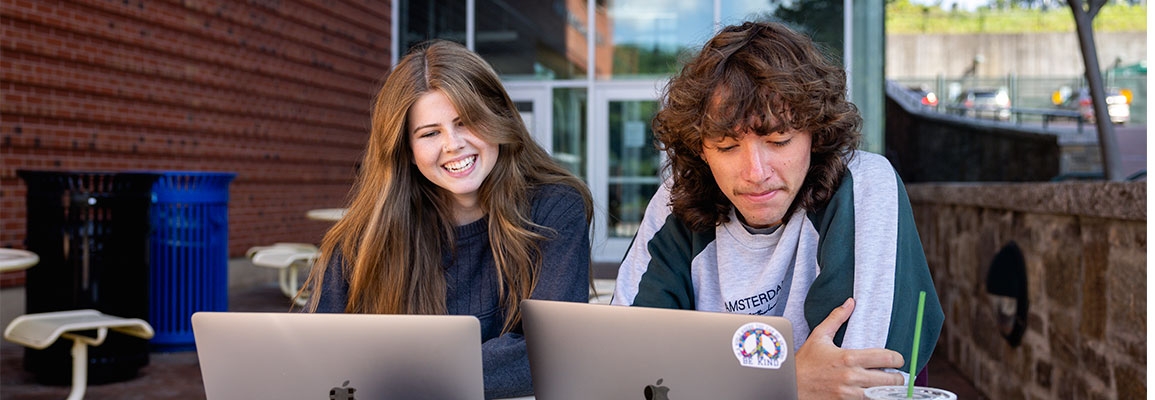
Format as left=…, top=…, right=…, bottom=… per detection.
left=973, top=358, right=992, bottom=397
left=1018, top=331, right=1045, bottom=361
left=1088, top=390, right=1111, bottom=400
left=1079, top=219, right=1109, bottom=341
left=1023, top=247, right=1046, bottom=305
left=1030, top=215, right=1082, bottom=309
left=1056, top=369, right=1091, bottom=400
left=962, top=344, right=980, bottom=384
left=972, top=300, right=1003, bottom=358
left=1079, top=342, right=1111, bottom=386
left=950, top=233, right=981, bottom=293
left=935, top=210, right=958, bottom=274
left=1028, top=308, right=1046, bottom=337
left=1015, top=343, right=1034, bottom=380
left=977, top=213, right=1019, bottom=284
left=914, top=207, right=941, bottom=266
left=1048, top=311, right=1080, bottom=365
left=1113, top=337, right=1145, bottom=366
left=1107, top=225, right=1146, bottom=339
left=952, top=294, right=973, bottom=336
left=1035, top=360, right=1052, bottom=389
left=949, top=335, right=961, bottom=365
left=1114, top=363, right=1146, bottom=400
left=989, top=208, right=1017, bottom=244
left=937, top=310, right=954, bottom=351
left=1109, top=221, right=1146, bottom=250
left=998, top=385, right=1028, bottom=400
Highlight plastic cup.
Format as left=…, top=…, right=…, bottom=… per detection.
left=864, top=385, right=957, bottom=400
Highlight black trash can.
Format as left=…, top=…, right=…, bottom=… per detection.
left=17, top=170, right=160, bottom=385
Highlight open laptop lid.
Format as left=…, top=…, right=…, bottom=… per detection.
left=191, top=312, right=484, bottom=400
left=522, top=299, right=798, bottom=400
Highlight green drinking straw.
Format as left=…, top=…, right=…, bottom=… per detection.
left=907, top=291, right=927, bottom=398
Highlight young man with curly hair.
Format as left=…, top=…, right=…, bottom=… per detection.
left=611, top=21, right=944, bottom=399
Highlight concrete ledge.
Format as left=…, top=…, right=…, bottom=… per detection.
left=907, top=181, right=1146, bottom=221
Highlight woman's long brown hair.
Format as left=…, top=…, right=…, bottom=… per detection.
left=301, top=40, right=592, bottom=333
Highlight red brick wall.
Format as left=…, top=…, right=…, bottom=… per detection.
left=1, top=0, right=391, bottom=285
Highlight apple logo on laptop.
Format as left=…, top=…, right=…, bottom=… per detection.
left=329, top=380, right=356, bottom=400
left=644, top=378, right=670, bottom=400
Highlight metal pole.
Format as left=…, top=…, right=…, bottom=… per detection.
left=1068, top=0, right=1123, bottom=181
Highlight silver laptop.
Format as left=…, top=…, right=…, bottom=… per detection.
left=191, top=312, right=484, bottom=400
left=522, top=300, right=798, bottom=400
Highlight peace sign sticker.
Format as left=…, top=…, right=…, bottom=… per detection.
left=732, top=322, right=787, bottom=369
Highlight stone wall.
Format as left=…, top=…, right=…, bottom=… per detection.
left=908, top=181, right=1146, bottom=400
left=887, top=32, right=1146, bottom=78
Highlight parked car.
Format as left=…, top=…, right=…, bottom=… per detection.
left=1055, top=87, right=1131, bottom=125
left=907, top=85, right=939, bottom=107
left=952, top=87, right=1011, bottom=121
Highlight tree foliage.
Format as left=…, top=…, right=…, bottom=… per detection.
left=886, top=0, right=1145, bottom=33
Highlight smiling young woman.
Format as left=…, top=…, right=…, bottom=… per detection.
left=407, top=89, right=500, bottom=225
left=300, top=40, right=594, bottom=399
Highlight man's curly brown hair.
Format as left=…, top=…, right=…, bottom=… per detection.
left=653, top=21, right=862, bottom=232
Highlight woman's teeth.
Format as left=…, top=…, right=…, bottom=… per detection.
left=444, top=156, right=476, bottom=172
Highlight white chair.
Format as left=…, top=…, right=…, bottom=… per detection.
left=245, top=243, right=319, bottom=306
left=4, top=309, right=154, bottom=400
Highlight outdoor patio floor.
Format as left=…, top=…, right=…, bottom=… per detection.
left=1, top=283, right=986, bottom=399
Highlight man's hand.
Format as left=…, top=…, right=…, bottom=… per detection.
left=795, top=298, right=905, bottom=399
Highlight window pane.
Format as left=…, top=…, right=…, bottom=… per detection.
left=608, top=99, right=661, bottom=238
left=552, top=87, right=587, bottom=179
left=605, top=0, right=713, bottom=79
left=514, top=100, right=536, bottom=139
left=476, top=0, right=590, bottom=80
left=399, top=0, right=468, bottom=51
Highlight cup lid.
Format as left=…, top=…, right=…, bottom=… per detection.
left=864, top=385, right=957, bottom=400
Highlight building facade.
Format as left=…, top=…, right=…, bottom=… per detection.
left=0, top=0, right=881, bottom=272
left=394, top=0, right=882, bottom=261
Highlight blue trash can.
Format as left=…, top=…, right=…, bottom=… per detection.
left=148, top=172, right=235, bottom=351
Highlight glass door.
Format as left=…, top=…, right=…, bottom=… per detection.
left=590, top=81, right=665, bottom=262
left=503, top=82, right=553, bottom=152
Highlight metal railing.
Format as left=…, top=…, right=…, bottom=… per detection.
left=892, top=75, right=1146, bottom=126
left=885, top=75, right=1095, bottom=134
left=1008, top=108, right=1085, bottom=132
left=939, top=103, right=1087, bottom=132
